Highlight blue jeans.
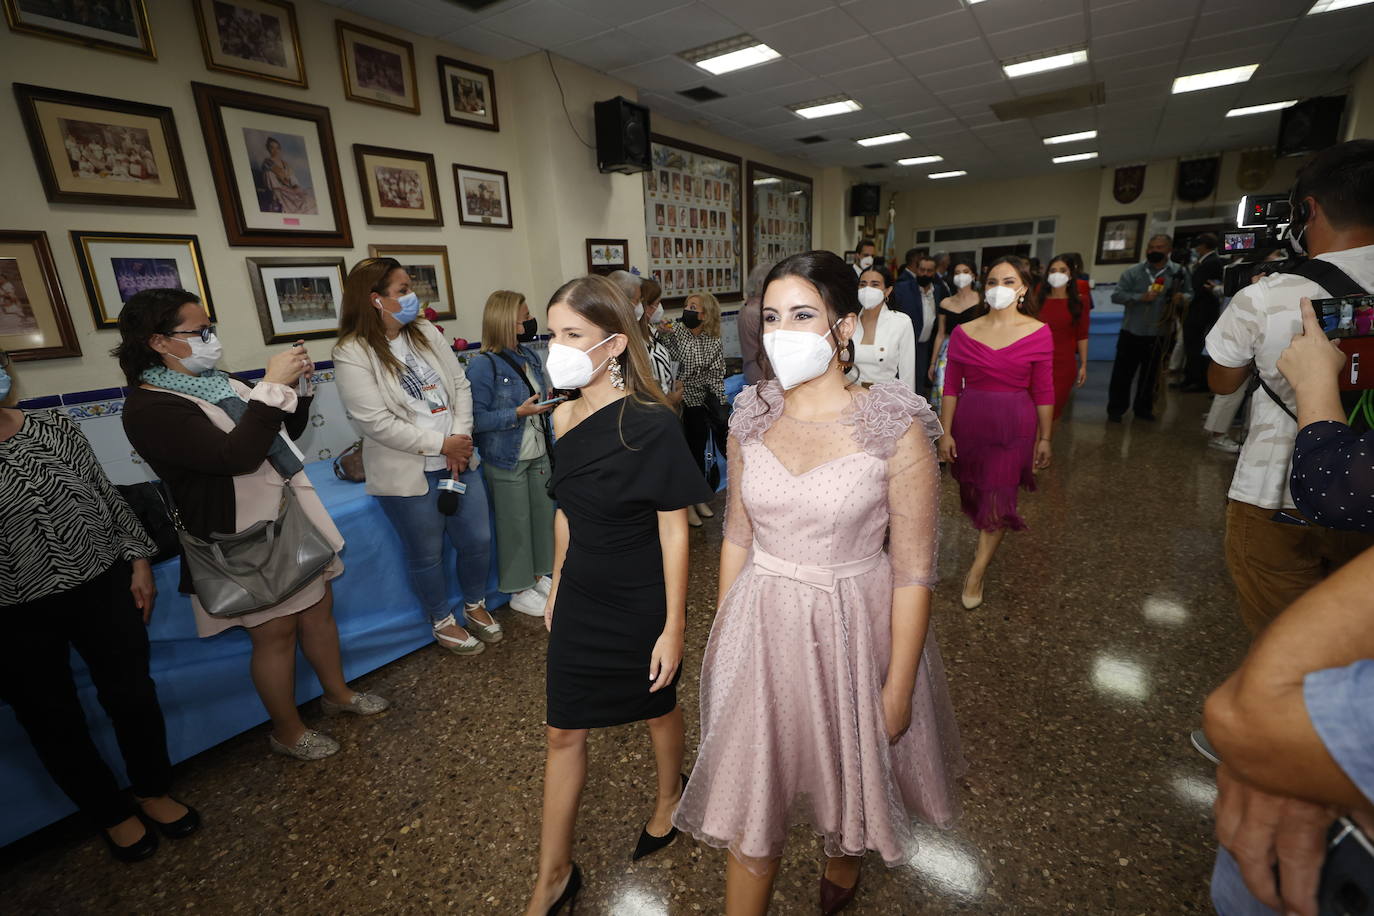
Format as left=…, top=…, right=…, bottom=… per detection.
left=375, top=468, right=492, bottom=627
left=1211, top=848, right=1281, bottom=915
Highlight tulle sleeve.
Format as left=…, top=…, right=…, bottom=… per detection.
left=722, top=434, right=753, bottom=548
left=887, top=422, right=940, bottom=589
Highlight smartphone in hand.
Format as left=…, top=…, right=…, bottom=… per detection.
left=535, top=395, right=567, bottom=408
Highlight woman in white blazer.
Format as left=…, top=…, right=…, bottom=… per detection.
left=332, top=257, right=499, bottom=657
left=852, top=268, right=918, bottom=392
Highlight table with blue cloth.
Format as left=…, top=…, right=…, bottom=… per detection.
left=0, top=461, right=504, bottom=847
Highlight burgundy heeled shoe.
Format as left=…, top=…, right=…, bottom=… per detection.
left=819, top=861, right=861, bottom=915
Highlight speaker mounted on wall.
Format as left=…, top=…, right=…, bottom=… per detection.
left=1276, top=96, right=1347, bottom=159
left=849, top=183, right=881, bottom=217
left=594, top=96, right=652, bottom=175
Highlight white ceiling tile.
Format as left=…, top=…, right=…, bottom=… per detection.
left=839, top=0, right=963, bottom=20
left=1006, top=65, right=1096, bottom=97
left=708, top=59, right=811, bottom=94
left=851, top=78, right=938, bottom=108
left=482, top=0, right=613, bottom=47
left=985, top=14, right=1087, bottom=59
left=1178, top=44, right=1278, bottom=75
left=438, top=23, right=538, bottom=60
left=619, top=2, right=743, bottom=52
left=348, top=0, right=474, bottom=38
left=752, top=7, right=867, bottom=55
left=1200, top=0, right=1316, bottom=18
left=609, top=55, right=709, bottom=91
left=920, top=61, right=1005, bottom=93
left=754, top=76, right=841, bottom=106
left=875, top=7, right=982, bottom=53
left=971, top=0, right=1082, bottom=33
left=1090, top=0, right=1198, bottom=36
left=1190, top=14, right=1296, bottom=43
left=792, top=37, right=894, bottom=76
left=559, top=0, right=688, bottom=26
left=699, top=0, right=834, bottom=31
left=898, top=39, right=993, bottom=78
left=1104, top=62, right=1178, bottom=91
left=1091, top=20, right=1193, bottom=59
left=554, top=29, right=651, bottom=73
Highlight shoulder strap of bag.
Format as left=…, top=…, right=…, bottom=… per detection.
left=492, top=349, right=538, bottom=398
left=1278, top=258, right=1370, bottom=297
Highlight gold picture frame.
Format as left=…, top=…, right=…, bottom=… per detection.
left=367, top=244, right=456, bottom=321
left=0, top=230, right=81, bottom=361
left=3, top=0, right=155, bottom=60
left=71, top=231, right=216, bottom=330
left=193, top=0, right=306, bottom=88
left=337, top=20, right=419, bottom=115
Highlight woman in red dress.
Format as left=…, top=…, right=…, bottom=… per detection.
left=1035, top=254, right=1090, bottom=421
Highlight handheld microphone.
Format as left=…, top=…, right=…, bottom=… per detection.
left=437, top=476, right=467, bottom=516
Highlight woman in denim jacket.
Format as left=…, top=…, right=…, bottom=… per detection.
left=466, top=291, right=557, bottom=617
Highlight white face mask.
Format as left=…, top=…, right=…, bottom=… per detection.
left=1046, top=272, right=1070, bottom=289
left=857, top=286, right=885, bottom=310
left=174, top=333, right=223, bottom=375
left=648, top=303, right=664, bottom=324
left=545, top=334, right=617, bottom=389
left=858, top=255, right=874, bottom=270
left=763, top=320, right=842, bottom=390
left=633, top=303, right=644, bottom=321
left=985, top=285, right=1020, bottom=311
left=952, top=273, right=974, bottom=289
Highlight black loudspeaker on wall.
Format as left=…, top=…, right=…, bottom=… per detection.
left=850, top=183, right=881, bottom=217
left=594, top=96, right=652, bottom=175
left=1276, top=96, right=1347, bottom=158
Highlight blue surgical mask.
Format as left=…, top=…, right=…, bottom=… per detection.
left=0, top=366, right=10, bottom=402
left=381, top=291, right=421, bottom=325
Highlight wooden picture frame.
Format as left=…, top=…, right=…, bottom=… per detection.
left=437, top=56, right=499, bottom=131
left=193, top=0, right=305, bottom=88
left=1095, top=213, right=1146, bottom=265
left=367, top=244, right=456, bottom=321
left=353, top=144, right=441, bottom=227
left=585, top=238, right=628, bottom=276
left=246, top=256, right=346, bottom=343
left=0, top=230, right=80, bottom=361
left=453, top=163, right=512, bottom=228
left=14, top=83, right=195, bottom=209
left=642, top=133, right=743, bottom=306
left=337, top=20, right=419, bottom=115
left=3, top=0, right=154, bottom=59
left=746, top=161, right=813, bottom=276
left=70, top=231, right=215, bottom=330
left=192, top=81, right=352, bottom=248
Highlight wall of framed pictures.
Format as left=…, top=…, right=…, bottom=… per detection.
left=642, top=134, right=742, bottom=306
left=746, top=162, right=813, bottom=278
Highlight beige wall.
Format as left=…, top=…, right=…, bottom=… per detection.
left=1346, top=56, right=1374, bottom=141
left=4, top=0, right=823, bottom=400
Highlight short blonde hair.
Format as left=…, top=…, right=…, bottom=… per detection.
left=480, top=289, right=526, bottom=353
left=687, top=291, right=722, bottom=338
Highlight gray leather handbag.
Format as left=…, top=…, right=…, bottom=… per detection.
left=159, top=481, right=335, bottom=618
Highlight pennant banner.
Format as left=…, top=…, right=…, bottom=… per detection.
left=1113, top=165, right=1146, bottom=204
left=1177, top=156, right=1219, bottom=202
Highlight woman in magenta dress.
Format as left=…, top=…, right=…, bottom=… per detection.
left=674, top=251, right=964, bottom=915
left=936, top=256, right=1054, bottom=610
left=1036, top=254, right=1091, bottom=421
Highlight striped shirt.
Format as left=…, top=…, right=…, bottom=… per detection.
left=0, top=410, right=157, bottom=606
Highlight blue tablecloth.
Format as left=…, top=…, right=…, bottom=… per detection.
left=0, top=462, right=503, bottom=847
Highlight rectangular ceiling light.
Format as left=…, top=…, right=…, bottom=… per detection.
left=791, top=96, right=863, bottom=119
left=856, top=131, right=910, bottom=147
left=897, top=155, right=943, bottom=165
left=1226, top=99, right=1299, bottom=117
left=1002, top=48, right=1088, bottom=79
left=681, top=34, right=780, bottom=76
left=752, top=177, right=781, bottom=185
left=1172, top=64, right=1259, bottom=94
left=1052, top=151, right=1098, bottom=163
left=1043, top=129, right=1097, bottom=145
left=1308, top=0, right=1374, bottom=12
left=928, top=170, right=967, bottom=179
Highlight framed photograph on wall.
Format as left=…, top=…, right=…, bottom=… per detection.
left=367, top=244, right=455, bottom=320
left=0, top=230, right=80, bottom=361
left=337, top=21, right=418, bottom=114
left=641, top=134, right=742, bottom=306
left=14, top=83, right=195, bottom=209
left=71, top=231, right=215, bottom=330
left=453, top=164, right=512, bottom=228
left=3, top=0, right=154, bottom=59
left=585, top=238, right=628, bottom=276
left=192, top=81, right=351, bottom=247
left=192, top=0, right=305, bottom=87
left=246, top=256, right=345, bottom=343
left=437, top=56, right=498, bottom=131
left=1096, top=213, right=1146, bottom=266
left=746, top=161, right=812, bottom=276
left=354, top=144, right=440, bottom=227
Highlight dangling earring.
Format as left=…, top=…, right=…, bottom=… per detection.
left=609, top=357, right=625, bottom=390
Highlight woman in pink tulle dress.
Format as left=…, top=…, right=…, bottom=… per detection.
left=673, top=252, right=964, bottom=915
left=936, top=256, right=1055, bottom=611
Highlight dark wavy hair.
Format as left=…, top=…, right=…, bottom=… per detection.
left=974, top=255, right=1039, bottom=319
left=1042, top=253, right=1084, bottom=320
left=111, top=288, right=203, bottom=386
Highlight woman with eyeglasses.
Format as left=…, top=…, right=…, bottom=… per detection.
left=0, top=347, right=202, bottom=862
left=120, top=288, right=386, bottom=763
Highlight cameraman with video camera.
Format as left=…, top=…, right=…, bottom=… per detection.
left=1206, top=139, right=1374, bottom=637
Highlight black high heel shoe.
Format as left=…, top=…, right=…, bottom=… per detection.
left=101, top=818, right=158, bottom=863
left=546, top=863, right=581, bottom=915
left=631, top=773, right=687, bottom=861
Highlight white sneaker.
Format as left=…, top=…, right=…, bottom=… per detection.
left=1208, top=436, right=1241, bottom=454
left=534, top=575, right=553, bottom=596
left=508, top=587, right=546, bottom=617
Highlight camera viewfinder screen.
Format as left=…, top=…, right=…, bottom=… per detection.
left=1224, top=231, right=1256, bottom=252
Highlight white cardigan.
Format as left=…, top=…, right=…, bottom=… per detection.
left=332, top=320, right=474, bottom=497
left=852, top=305, right=916, bottom=392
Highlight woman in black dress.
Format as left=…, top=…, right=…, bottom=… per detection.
left=523, top=275, right=712, bottom=916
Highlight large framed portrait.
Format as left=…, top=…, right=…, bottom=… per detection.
left=642, top=134, right=742, bottom=306
left=1096, top=213, right=1146, bottom=265
left=0, top=230, right=80, bottom=361
left=437, top=56, right=498, bottom=132
left=3, top=0, right=154, bottom=59
left=14, top=83, right=194, bottom=209
left=71, top=231, right=215, bottom=330
left=193, top=0, right=305, bottom=87
left=585, top=238, right=628, bottom=276
left=453, top=164, right=512, bottom=228
left=246, top=256, right=345, bottom=343
left=192, top=82, right=351, bottom=248
left=746, top=161, right=812, bottom=276
left=367, top=244, right=455, bottom=320
left=353, top=144, right=440, bottom=227
left=337, top=21, right=418, bottom=114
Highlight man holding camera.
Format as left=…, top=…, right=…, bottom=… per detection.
left=1206, top=139, right=1374, bottom=636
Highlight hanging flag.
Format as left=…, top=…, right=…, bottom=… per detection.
left=1177, top=156, right=1220, bottom=202
left=1113, top=165, right=1146, bottom=203
left=1237, top=150, right=1275, bottom=191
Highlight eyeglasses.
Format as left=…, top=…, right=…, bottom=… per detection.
left=166, top=325, right=217, bottom=343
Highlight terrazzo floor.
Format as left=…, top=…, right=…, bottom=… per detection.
left=1, top=364, right=1251, bottom=914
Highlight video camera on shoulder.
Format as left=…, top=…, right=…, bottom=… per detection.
left=1222, top=194, right=1305, bottom=297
